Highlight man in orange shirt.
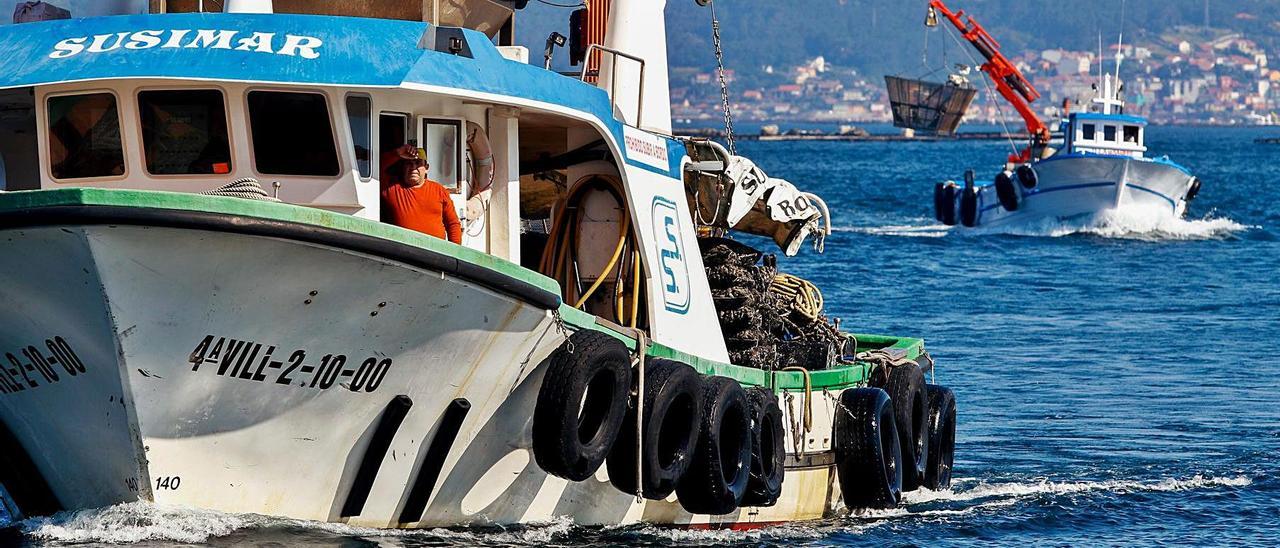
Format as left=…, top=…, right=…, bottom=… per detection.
left=380, top=145, right=462, bottom=244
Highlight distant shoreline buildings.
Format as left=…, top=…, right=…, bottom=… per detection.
left=671, top=27, right=1280, bottom=128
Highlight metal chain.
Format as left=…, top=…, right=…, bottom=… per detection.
left=708, top=0, right=737, bottom=155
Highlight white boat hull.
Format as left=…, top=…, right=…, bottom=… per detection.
left=967, top=156, right=1196, bottom=228
left=0, top=224, right=844, bottom=528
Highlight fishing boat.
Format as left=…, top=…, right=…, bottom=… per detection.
left=922, top=0, right=1202, bottom=229
left=0, top=0, right=956, bottom=529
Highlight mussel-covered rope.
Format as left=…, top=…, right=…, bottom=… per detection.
left=201, top=178, right=280, bottom=202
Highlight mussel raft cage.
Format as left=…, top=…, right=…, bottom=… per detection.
left=884, top=75, right=977, bottom=136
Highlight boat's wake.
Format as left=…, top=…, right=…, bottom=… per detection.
left=6, top=475, right=1251, bottom=546
left=844, top=208, right=1250, bottom=241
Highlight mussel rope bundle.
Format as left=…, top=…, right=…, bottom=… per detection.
left=531, top=330, right=634, bottom=481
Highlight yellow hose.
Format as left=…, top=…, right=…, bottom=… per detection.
left=629, top=249, right=641, bottom=328
left=573, top=213, right=631, bottom=309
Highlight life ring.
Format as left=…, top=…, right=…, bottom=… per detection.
left=608, top=358, right=703, bottom=499
left=1016, top=164, right=1038, bottom=189
left=995, top=171, right=1019, bottom=212
left=741, top=386, right=786, bottom=507
left=466, top=121, right=494, bottom=198
left=959, top=186, right=979, bottom=227
left=924, top=384, right=957, bottom=490
left=835, top=387, right=902, bottom=509
left=873, top=362, right=928, bottom=491
left=676, top=375, right=754, bottom=514
left=531, top=330, right=633, bottom=481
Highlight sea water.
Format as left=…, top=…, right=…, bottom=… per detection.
left=7, top=126, right=1278, bottom=546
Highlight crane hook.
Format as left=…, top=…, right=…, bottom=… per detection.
left=926, top=6, right=939, bottom=28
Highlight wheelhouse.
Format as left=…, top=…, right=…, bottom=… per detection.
left=1062, top=113, right=1147, bottom=159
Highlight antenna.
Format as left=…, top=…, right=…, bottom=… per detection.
left=1114, top=0, right=1126, bottom=84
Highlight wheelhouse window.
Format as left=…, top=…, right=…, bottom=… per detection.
left=420, top=118, right=461, bottom=190
left=1082, top=123, right=1096, bottom=141
left=346, top=96, right=372, bottom=179
left=139, top=90, right=232, bottom=175
left=247, top=91, right=340, bottom=176
left=1104, top=125, right=1117, bottom=142
left=47, top=93, right=125, bottom=180
left=1123, top=125, right=1140, bottom=144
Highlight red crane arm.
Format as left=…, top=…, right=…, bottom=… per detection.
left=928, top=0, right=1049, bottom=161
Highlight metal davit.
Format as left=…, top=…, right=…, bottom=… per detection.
left=884, top=75, right=976, bottom=136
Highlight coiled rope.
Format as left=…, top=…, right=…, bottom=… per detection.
left=201, top=178, right=280, bottom=202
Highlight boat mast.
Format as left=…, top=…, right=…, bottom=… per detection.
left=927, top=0, right=1049, bottom=162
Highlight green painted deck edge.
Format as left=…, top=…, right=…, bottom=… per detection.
left=0, top=188, right=561, bottom=296
left=0, top=188, right=930, bottom=393
left=557, top=306, right=924, bottom=392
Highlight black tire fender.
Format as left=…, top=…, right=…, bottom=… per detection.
left=924, top=385, right=957, bottom=490
left=741, top=387, right=785, bottom=507
left=531, top=330, right=633, bottom=481
left=959, top=185, right=979, bottom=227
left=835, top=387, right=902, bottom=510
left=881, top=362, right=929, bottom=491
left=676, top=376, right=753, bottom=515
left=995, top=171, right=1019, bottom=212
left=1016, top=164, right=1039, bottom=189
left=937, top=182, right=959, bottom=226
left=607, top=359, right=703, bottom=499
left=1185, top=177, right=1202, bottom=201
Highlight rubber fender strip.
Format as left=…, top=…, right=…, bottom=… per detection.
left=0, top=418, right=62, bottom=517
left=398, top=398, right=472, bottom=524
left=341, top=395, right=414, bottom=518
left=0, top=205, right=562, bottom=311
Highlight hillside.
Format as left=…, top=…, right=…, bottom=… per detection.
left=519, top=1, right=1280, bottom=78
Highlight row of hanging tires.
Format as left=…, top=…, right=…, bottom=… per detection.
left=529, top=329, right=958, bottom=514
left=838, top=359, right=957, bottom=509
left=935, top=165, right=1038, bottom=227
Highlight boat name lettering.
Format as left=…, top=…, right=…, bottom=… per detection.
left=623, top=126, right=670, bottom=170
left=187, top=335, right=392, bottom=393
left=0, top=336, right=88, bottom=395
left=50, top=30, right=324, bottom=60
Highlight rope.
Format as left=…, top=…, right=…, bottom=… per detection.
left=707, top=0, right=737, bottom=155
left=632, top=331, right=648, bottom=502
left=201, top=178, right=280, bottom=202
left=780, top=366, right=813, bottom=434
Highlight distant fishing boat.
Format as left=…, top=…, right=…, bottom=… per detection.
left=914, top=1, right=1202, bottom=229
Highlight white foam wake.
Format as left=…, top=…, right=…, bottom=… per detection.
left=968, top=206, right=1250, bottom=241
left=838, top=208, right=1251, bottom=241
left=901, top=474, right=1253, bottom=506
left=12, top=475, right=1253, bottom=544
left=16, top=501, right=578, bottom=545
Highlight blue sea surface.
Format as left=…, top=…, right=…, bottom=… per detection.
left=9, top=127, right=1278, bottom=546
